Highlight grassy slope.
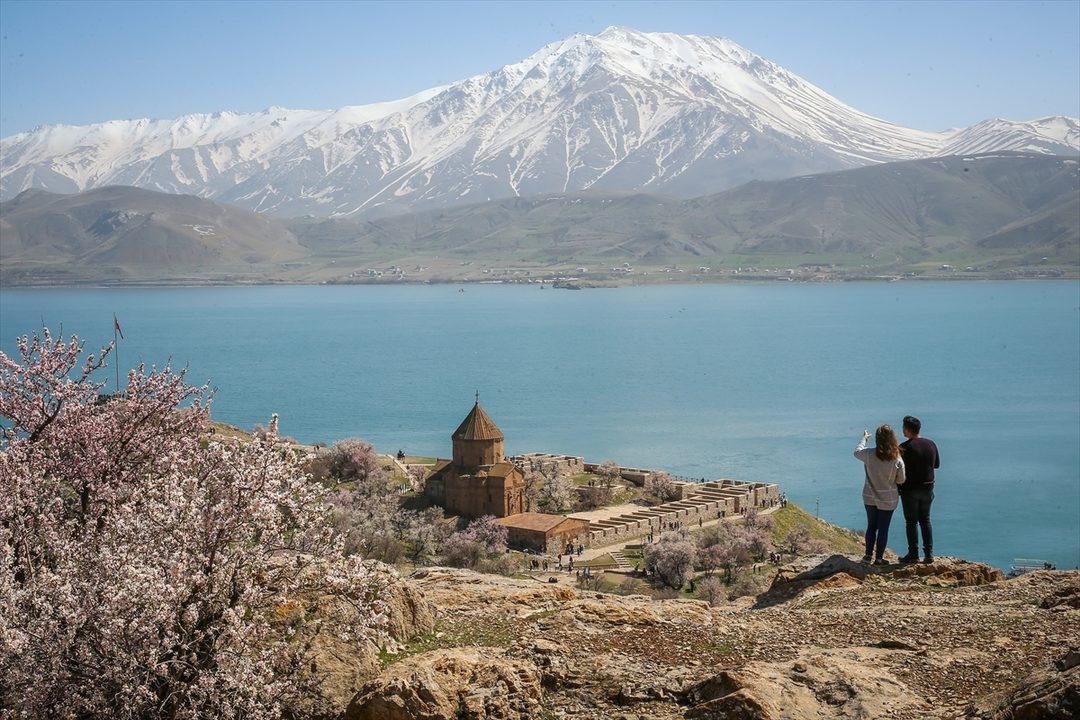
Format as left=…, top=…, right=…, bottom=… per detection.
left=769, top=503, right=864, bottom=555
left=4, top=154, right=1076, bottom=285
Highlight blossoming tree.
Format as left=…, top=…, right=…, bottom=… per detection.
left=0, top=330, right=392, bottom=719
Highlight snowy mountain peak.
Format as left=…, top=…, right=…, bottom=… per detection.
left=2, top=27, right=1077, bottom=218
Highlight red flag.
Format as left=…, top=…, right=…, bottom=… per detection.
left=113, top=314, right=124, bottom=340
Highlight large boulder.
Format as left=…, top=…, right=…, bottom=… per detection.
left=890, top=557, right=1005, bottom=587
left=684, top=648, right=928, bottom=719
left=344, top=648, right=542, bottom=720
left=309, top=574, right=436, bottom=717
left=757, top=555, right=1006, bottom=607
left=969, top=649, right=1079, bottom=720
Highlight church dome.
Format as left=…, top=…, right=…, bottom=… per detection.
left=452, top=402, right=504, bottom=441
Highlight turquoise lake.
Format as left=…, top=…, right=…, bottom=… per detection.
left=2, top=281, right=1078, bottom=570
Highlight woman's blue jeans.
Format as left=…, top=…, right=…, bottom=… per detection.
left=864, top=505, right=894, bottom=559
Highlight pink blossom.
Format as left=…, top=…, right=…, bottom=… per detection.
left=0, top=329, right=392, bottom=719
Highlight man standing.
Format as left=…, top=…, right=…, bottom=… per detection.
left=898, top=416, right=940, bottom=564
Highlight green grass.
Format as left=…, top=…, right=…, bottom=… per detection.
left=570, top=473, right=599, bottom=486
left=404, top=455, right=437, bottom=465
left=379, top=618, right=516, bottom=667
left=577, top=553, right=619, bottom=569
left=769, top=503, right=863, bottom=555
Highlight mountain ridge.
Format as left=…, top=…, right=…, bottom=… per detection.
left=2, top=27, right=1077, bottom=218
left=2, top=152, right=1076, bottom=285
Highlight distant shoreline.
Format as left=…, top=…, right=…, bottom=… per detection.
left=2, top=272, right=1078, bottom=291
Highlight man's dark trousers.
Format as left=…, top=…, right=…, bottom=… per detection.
left=900, top=486, right=933, bottom=555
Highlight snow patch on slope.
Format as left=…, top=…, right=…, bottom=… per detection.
left=2, top=27, right=1077, bottom=217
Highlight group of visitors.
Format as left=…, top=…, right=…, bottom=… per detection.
left=853, top=415, right=939, bottom=565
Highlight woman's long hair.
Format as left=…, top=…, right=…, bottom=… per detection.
left=875, top=424, right=901, bottom=462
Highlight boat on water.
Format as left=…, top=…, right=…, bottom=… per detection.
left=1007, top=558, right=1056, bottom=577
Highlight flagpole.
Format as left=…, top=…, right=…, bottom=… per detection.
left=113, top=314, right=120, bottom=394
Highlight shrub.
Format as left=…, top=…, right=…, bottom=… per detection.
left=577, top=484, right=613, bottom=510
left=479, top=551, right=521, bottom=576
left=0, top=329, right=391, bottom=719
left=643, top=533, right=697, bottom=589
left=537, top=470, right=575, bottom=513
left=645, top=470, right=680, bottom=502
left=441, top=515, right=508, bottom=569
left=596, top=460, right=621, bottom=488
left=737, top=524, right=774, bottom=562
left=784, top=526, right=811, bottom=554
left=310, top=438, right=386, bottom=487
left=728, top=571, right=771, bottom=600
left=406, top=464, right=428, bottom=492
left=697, top=519, right=751, bottom=580
left=698, top=576, right=727, bottom=607
left=743, top=506, right=775, bottom=532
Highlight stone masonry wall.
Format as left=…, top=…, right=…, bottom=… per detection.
left=510, top=453, right=586, bottom=477
left=583, top=480, right=782, bottom=549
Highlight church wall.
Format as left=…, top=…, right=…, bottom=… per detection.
left=453, top=437, right=504, bottom=468
left=442, top=471, right=525, bottom=518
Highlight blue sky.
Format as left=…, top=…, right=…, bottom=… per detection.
left=1, top=0, right=1077, bottom=136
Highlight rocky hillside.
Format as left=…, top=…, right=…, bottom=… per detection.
left=0, top=186, right=305, bottom=284
left=323, top=558, right=1078, bottom=720
left=4, top=153, right=1076, bottom=285
left=290, top=152, right=1079, bottom=273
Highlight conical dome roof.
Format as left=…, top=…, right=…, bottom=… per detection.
left=452, top=402, right=504, bottom=441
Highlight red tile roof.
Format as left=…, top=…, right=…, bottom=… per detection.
left=452, top=402, right=504, bottom=441
left=496, top=512, right=589, bottom=533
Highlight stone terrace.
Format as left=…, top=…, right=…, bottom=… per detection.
left=574, top=479, right=780, bottom=548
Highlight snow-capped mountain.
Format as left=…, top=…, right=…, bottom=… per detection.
left=2, top=27, right=1077, bottom=217
left=939, top=116, right=1079, bottom=156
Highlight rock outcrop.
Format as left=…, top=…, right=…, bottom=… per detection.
left=969, top=648, right=1079, bottom=719
left=685, top=648, right=928, bottom=719
left=756, top=554, right=1009, bottom=607
left=344, top=648, right=542, bottom=720
left=311, top=558, right=1078, bottom=720
left=309, top=573, right=437, bottom=716
left=890, top=557, right=1006, bottom=587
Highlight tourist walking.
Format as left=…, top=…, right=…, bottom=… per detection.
left=898, top=416, right=940, bottom=564
left=854, top=425, right=906, bottom=565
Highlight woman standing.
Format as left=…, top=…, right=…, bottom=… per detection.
left=854, top=425, right=906, bottom=565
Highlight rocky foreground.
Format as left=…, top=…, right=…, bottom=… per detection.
left=318, top=556, right=1078, bottom=720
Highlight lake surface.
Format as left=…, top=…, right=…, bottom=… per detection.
left=2, top=281, right=1078, bottom=570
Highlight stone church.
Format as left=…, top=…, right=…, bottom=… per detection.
left=424, top=400, right=527, bottom=518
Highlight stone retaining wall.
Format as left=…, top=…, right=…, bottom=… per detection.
left=584, top=479, right=781, bottom=548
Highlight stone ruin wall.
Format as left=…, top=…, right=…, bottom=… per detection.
left=586, top=497, right=737, bottom=547
left=495, top=451, right=784, bottom=551
left=510, top=453, right=586, bottom=477
left=584, top=481, right=781, bottom=548
left=582, top=461, right=655, bottom=486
